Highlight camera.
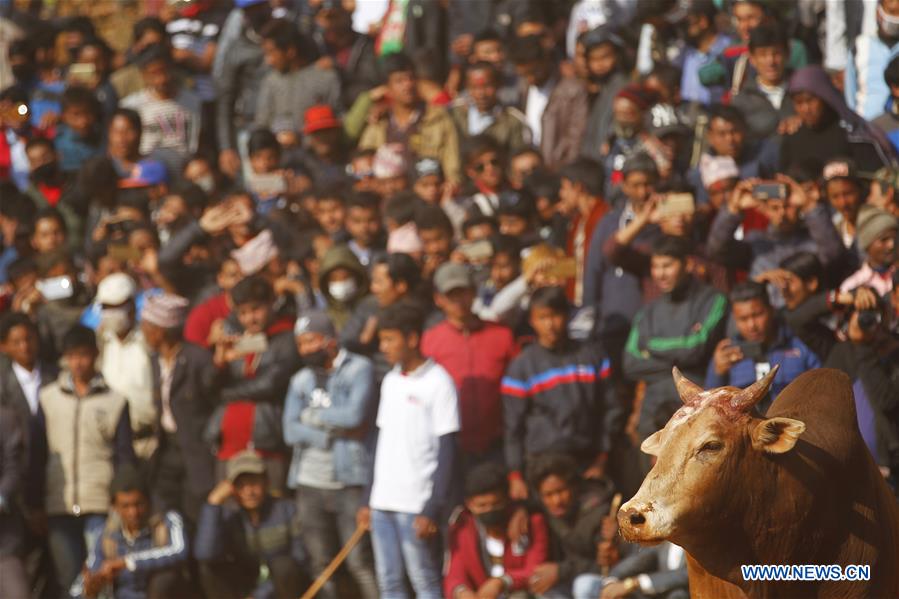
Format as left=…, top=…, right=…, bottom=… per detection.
left=857, top=309, right=882, bottom=332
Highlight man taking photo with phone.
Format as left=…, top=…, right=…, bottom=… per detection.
left=706, top=280, right=820, bottom=414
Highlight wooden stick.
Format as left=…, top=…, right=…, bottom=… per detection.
left=601, top=493, right=623, bottom=576
left=300, top=523, right=368, bottom=599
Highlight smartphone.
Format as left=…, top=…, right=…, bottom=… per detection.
left=656, top=193, right=695, bottom=218
left=36, top=276, right=74, bottom=301
left=736, top=340, right=765, bottom=362
left=68, top=63, right=97, bottom=85
left=457, top=240, right=493, bottom=262
left=752, top=183, right=787, bottom=201
left=232, top=333, right=269, bottom=357
left=108, top=243, right=142, bottom=262
left=245, top=171, right=287, bottom=197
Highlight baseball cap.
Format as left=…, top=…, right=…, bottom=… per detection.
left=822, top=158, right=858, bottom=183
left=496, top=190, right=535, bottom=218
left=119, top=159, right=169, bottom=189
left=294, top=310, right=337, bottom=338
left=581, top=27, right=624, bottom=52
left=433, top=262, right=474, bottom=294
left=234, top=0, right=268, bottom=8
left=96, top=273, right=137, bottom=306
left=411, top=157, right=443, bottom=181
left=226, top=450, right=266, bottom=482
left=303, top=105, right=341, bottom=135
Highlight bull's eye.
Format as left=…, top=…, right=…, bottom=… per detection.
left=699, top=440, right=723, bottom=453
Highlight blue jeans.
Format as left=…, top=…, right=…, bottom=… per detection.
left=369, top=509, right=442, bottom=599
left=573, top=573, right=605, bottom=599
left=47, top=513, right=106, bottom=596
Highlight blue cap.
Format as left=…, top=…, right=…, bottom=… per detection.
left=234, top=0, right=267, bottom=8
left=119, top=159, right=169, bottom=188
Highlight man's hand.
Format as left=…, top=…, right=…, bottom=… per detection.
left=207, top=480, right=234, bottom=506
left=413, top=515, right=438, bottom=539
left=476, top=577, right=505, bottom=599
left=601, top=580, right=634, bottom=599
left=508, top=476, right=528, bottom=500
left=356, top=506, right=371, bottom=530
left=776, top=173, right=817, bottom=213
left=219, top=149, right=242, bottom=178
left=854, top=287, right=879, bottom=311
left=727, top=179, right=759, bottom=214
left=99, top=558, right=126, bottom=579
left=506, top=504, right=529, bottom=544
left=199, top=203, right=238, bottom=235
left=583, top=452, right=608, bottom=480
left=776, top=115, right=802, bottom=136
left=528, top=562, right=560, bottom=595
left=82, top=568, right=107, bottom=598
left=754, top=269, right=793, bottom=290
left=597, top=540, right=620, bottom=569
left=713, top=338, right=743, bottom=376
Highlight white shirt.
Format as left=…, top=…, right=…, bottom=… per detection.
left=12, top=362, right=41, bottom=415
left=637, top=543, right=685, bottom=593
left=526, top=83, right=551, bottom=146
left=369, top=359, right=460, bottom=514
left=757, top=79, right=786, bottom=110
left=100, top=328, right=156, bottom=433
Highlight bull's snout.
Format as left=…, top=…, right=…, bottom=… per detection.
left=618, top=499, right=669, bottom=544
left=621, top=507, right=647, bottom=527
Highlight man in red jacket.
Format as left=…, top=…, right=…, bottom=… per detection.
left=422, top=263, right=518, bottom=467
left=445, top=462, right=548, bottom=599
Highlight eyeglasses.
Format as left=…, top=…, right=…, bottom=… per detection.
left=474, top=158, right=502, bottom=174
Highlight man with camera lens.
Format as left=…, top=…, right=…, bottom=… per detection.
left=707, top=281, right=820, bottom=414
left=825, top=284, right=899, bottom=484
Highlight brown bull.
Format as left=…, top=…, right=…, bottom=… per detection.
left=618, top=367, right=899, bottom=598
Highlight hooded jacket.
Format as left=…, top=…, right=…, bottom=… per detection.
left=317, top=245, right=369, bottom=333
left=782, top=66, right=896, bottom=171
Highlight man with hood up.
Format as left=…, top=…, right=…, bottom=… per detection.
left=317, top=245, right=369, bottom=332
left=782, top=65, right=897, bottom=172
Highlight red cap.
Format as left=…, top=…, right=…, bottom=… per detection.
left=303, top=105, right=340, bottom=135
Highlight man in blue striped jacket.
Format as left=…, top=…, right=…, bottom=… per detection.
left=501, top=286, right=620, bottom=501
left=82, top=467, right=188, bottom=599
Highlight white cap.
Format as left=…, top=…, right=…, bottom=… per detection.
left=96, top=273, right=137, bottom=306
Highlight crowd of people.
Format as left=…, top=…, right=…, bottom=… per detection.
left=1, top=0, right=899, bottom=597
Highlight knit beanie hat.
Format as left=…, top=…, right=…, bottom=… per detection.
left=856, top=204, right=898, bottom=250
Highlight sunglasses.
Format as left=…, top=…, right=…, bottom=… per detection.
left=473, top=158, right=502, bottom=174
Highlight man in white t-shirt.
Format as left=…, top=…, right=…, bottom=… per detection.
left=357, top=300, right=459, bottom=599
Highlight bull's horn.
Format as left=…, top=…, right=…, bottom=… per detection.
left=730, top=365, right=780, bottom=411
left=672, top=367, right=703, bottom=405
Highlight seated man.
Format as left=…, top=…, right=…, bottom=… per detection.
left=598, top=542, right=688, bottom=599
left=195, top=451, right=308, bottom=599
left=526, top=453, right=617, bottom=598
left=707, top=281, right=820, bottom=413
left=444, top=462, right=548, bottom=599
left=83, top=467, right=189, bottom=599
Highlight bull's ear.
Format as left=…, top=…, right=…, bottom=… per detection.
left=751, top=417, right=806, bottom=454
left=641, top=430, right=664, bottom=456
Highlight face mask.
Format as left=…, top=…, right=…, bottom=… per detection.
left=475, top=507, right=508, bottom=529
left=30, top=162, right=60, bottom=185
left=328, top=279, right=357, bottom=302
left=303, top=348, right=331, bottom=369
left=11, top=64, right=34, bottom=82
left=194, top=174, right=215, bottom=194
left=101, top=307, right=131, bottom=335
left=880, top=5, right=899, bottom=38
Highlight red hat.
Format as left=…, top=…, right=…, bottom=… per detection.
left=303, top=105, right=340, bottom=135
left=615, top=84, right=656, bottom=111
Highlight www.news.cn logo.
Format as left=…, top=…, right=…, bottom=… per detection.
left=741, top=564, right=871, bottom=582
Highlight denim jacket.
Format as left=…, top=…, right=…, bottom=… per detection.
left=283, top=350, right=376, bottom=487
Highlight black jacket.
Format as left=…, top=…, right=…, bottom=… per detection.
left=0, top=405, right=25, bottom=557
left=150, top=343, right=219, bottom=503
